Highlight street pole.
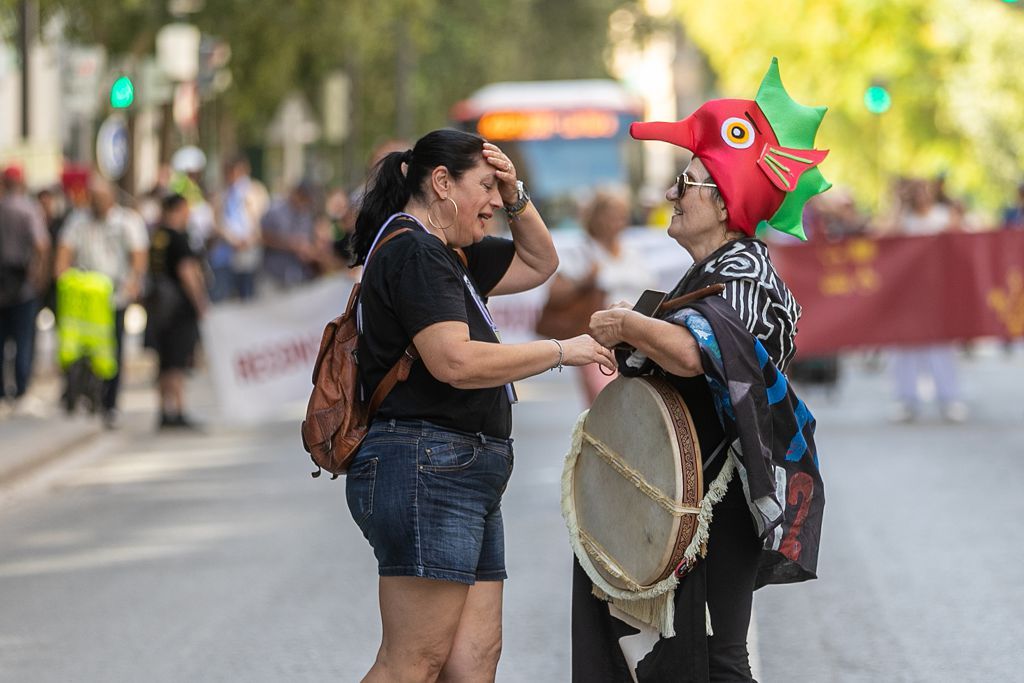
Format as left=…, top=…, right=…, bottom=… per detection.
left=18, top=0, right=36, bottom=140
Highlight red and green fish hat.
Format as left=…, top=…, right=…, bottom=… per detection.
left=631, top=58, right=831, bottom=240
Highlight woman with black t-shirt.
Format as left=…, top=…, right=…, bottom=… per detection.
left=346, top=129, right=615, bottom=682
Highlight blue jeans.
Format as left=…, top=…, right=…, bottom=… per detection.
left=0, top=298, right=38, bottom=398
left=346, top=418, right=515, bottom=584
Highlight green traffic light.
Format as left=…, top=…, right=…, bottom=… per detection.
left=864, top=85, right=891, bottom=114
left=110, top=76, right=135, bottom=109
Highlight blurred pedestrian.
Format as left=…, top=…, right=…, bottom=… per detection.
left=260, top=180, right=318, bottom=289
left=170, top=146, right=216, bottom=254
left=36, top=186, right=65, bottom=314
left=209, top=155, right=268, bottom=301
left=0, top=166, right=50, bottom=408
left=345, top=129, right=613, bottom=682
left=147, top=194, right=208, bottom=429
left=546, top=188, right=655, bottom=404
left=324, top=186, right=354, bottom=263
left=1001, top=181, right=1024, bottom=230
left=889, top=179, right=967, bottom=422
left=55, top=177, right=148, bottom=428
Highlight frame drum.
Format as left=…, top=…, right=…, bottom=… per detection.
left=571, top=375, right=703, bottom=591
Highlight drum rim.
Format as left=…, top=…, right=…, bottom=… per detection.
left=645, top=375, right=703, bottom=583
left=573, top=375, right=703, bottom=590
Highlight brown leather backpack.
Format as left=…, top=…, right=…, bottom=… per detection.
left=301, top=228, right=417, bottom=479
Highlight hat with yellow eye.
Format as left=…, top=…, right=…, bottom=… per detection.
left=630, top=58, right=831, bottom=240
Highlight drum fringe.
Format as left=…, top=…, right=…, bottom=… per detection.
left=562, top=410, right=737, bottom=639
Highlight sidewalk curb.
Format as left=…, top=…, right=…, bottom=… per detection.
left=0, top=425, right=102, bottom=488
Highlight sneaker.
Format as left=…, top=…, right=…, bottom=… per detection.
left=163, top=413, right=203, bottom=432
left=175, top=415, right=204, bottom=432
left=102, top=409, right=119, bottom=430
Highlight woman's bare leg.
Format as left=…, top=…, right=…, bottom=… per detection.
left=438, top=581, right=504, bottom=682
left=363, top=576, right=469, bottom=683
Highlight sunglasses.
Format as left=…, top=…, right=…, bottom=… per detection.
left=675, top=171, right=718, bottom=198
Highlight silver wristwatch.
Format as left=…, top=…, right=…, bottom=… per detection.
left=503, top=181, right=530, bottom=219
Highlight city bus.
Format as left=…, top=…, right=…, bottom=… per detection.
left=450, top=79, right=642, bottom=227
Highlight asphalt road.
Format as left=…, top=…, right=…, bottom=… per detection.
left=0, top=346, right=1021, bottom=682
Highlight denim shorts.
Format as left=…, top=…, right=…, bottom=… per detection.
left=345, top=419, right=515, bottom=584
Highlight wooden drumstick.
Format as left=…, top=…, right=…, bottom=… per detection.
left=657, top=284, right=726, bottom=316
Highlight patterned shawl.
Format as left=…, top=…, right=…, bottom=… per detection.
left=626, top=237, right=823, bottom=586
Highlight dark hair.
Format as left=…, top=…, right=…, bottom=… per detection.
left=161, top=193, right=188, bottom=214
left=351, top=129, right=485, bottom=265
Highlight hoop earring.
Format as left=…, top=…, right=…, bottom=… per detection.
left=427, top=197, right=459, bottom=232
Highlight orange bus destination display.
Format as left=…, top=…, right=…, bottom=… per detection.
left=476, top=110, right=621, bottom=141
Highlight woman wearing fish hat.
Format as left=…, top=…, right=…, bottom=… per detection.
left=573, top=59, right=828, bottom=681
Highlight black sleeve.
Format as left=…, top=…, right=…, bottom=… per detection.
left=462, top=236, right=516, bottom=296
left=167, top=230, right=197, bottom=271
left=390, top=245, right=469, bottom=339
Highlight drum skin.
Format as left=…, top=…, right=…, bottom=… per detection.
left=573, top=376, right=703, bottom=590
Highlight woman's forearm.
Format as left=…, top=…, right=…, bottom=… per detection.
left=621, top=313, right=703, bottom=377
left=435, top=338, right=562, bottom=389
left=507, top=204, right=558, bottom=277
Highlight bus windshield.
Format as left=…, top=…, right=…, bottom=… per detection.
left=451, top=80, right=641, bottom=227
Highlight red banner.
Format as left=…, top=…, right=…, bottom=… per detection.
left=771, top=230, right=1024, bottom=355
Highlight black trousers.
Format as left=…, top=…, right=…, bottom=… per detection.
left=572, top=473, right=762, bottom=683
left=704, top=474, right=762, bottom=682
left=101, top=308, right=126, bottom=412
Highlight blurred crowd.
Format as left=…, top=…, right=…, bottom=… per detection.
left=804, top=173, right=1024, bottom=241
left=0, top=146, right=368, bottom=428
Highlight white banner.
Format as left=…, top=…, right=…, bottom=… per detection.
left=203, top=229, right=691, bottom=422
left=202, top=274, right=356, bottom=423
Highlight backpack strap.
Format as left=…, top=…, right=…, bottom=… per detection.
left=359, top=226, right=418, bottom=417
left=368, top=227, right=413, bottom=262
left=367, top=344, right=419, bottom=417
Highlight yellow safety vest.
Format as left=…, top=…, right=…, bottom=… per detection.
left=56, top=269, right=118, bottom=379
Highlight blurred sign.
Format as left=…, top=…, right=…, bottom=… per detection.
left=172, top=81, right=199, bottom=131
left=156, top=22, right=201, bottom=82
left=477, top=110, right=621, bottom=141
left=139, top=57, right=173, bottom=106
left=773, top=231, right=1024, bottom=354
left=322, top=71, right=351, bottom=143
left=63, top=46, right=106, bottom=115
left=96, top=115, right=129, bottom=180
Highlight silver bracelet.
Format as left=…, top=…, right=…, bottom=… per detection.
left=548, top=339, right=564, bottom=372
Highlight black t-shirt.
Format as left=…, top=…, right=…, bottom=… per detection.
left=149, top=225, right=198, bottom=316
left=358, top=220, right=517, bottom=438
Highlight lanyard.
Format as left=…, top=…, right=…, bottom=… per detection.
left=460, top=270, right=518, bottom=404
left=359, top=213, right=517, bottom=404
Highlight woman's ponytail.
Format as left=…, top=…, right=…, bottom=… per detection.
left=351, top=151, right=412, bottom=265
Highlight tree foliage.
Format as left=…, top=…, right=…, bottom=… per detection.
left=672, top=0, right=1024, bottom=213
left=21, top=0, right=622, bottom=182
